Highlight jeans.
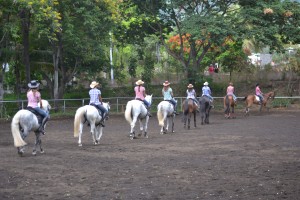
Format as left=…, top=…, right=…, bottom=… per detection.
left=33, top=107, right=48, bottom=118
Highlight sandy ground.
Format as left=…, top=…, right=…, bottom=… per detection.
left=0, top=109, right=300, bottom=200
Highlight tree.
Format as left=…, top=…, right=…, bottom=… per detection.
left=130, top=0, right=240, bottom=82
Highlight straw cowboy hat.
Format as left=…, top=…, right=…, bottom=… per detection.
left=135, top=80, right=144, bottom=86
left=90, top=81, right=99, bottom=89
left=163, top=81, right=170, bottom=86
left=28, top=80, right=40, bottom=89
left=204, top=81, right=209, bottom=86
left=187, top=84, right=194, bottom=88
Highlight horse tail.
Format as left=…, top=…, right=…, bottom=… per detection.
left=124, top=101, right=133, bottom=124
left=11, top=111, right=27, bottom=147
left=157, top=104, right=165, bottom=126
left=74, top=106, right=86, bottom=137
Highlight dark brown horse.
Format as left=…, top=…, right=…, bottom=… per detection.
left=199, top=96, right=212, bottom=125
left=243, top=91, right=275, bottom=115
left=224, top=95, right=236, bottom=119
left=182, top=99, right=198, bottom=129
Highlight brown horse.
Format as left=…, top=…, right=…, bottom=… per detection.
left=224, top=95, right=236, bottom=119
left=243, top=91, right=275, bottom=115
left=182, top=99, right=198, bottom=129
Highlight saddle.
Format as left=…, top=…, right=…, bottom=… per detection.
left=25, top=107, right=43, bottom=124
left=254, top=95, right=261, bottom=102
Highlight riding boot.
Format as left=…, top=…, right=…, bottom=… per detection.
left=100, top=113, right=107, bottom=127
left=38, top=117, right=49, bottom=135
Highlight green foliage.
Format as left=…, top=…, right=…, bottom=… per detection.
left=272, top=98, right=291, bottom=108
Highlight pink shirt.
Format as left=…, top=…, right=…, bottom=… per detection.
left=134, top=86, right=145, bottom=100
left=227, top=86, right=234, bottom=95
left=27, top=90, right=41, bottom=108
left=255, top=86, right=262, bottom=95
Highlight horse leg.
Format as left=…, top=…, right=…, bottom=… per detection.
left=129, top=117, right=138, bottom=139
left=138, top=119, right=143, bottom=137
left=17, top=129, right=28, bottom=156
left=144, top=117, right=149, bottom=138
left=193, top=112, right=197, bottom=128
left=165, top=117, right=169, bottom=133
left=171, top=116, right=175, bottom=133
left=32, top=132, right=43, bottom=156
left=95, top=126, right=103, bottom=144
left=90, top=123, right=97, bottom=145
left=78, top=122, right=84, bottom=146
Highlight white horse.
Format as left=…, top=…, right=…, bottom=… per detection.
left=11, top=99, right=51, bottom=156
left=74, top=102, right=110, bottom=146
left=157, top=100, right=176, bottom=134
left=124, top=95, right=152, bottom=139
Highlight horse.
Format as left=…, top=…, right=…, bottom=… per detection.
left=124, top=95, right=152, bottom=139
left=199, top=96, right=212, bottom=125
left=74, top=102, right=110, bottom=146
left=157, top=100, right=176, bottom=134
left=224, top=95, right=236, bottom=119
left=182, top=98, right=198, bottom=129
left=11, top=99, right=51, bottom=156
left=243, top=91, right=275, bottom=116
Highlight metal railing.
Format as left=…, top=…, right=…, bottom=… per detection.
left=0, top=96, right=299, bottom=119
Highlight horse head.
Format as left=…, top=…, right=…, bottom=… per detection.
left=103, top=102, right=110, bottom=112
left=145, top=94, right=153, bottom=106
left=266, top=91, right=276, bottom=100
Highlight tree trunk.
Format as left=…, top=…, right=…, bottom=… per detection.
left=19, top=9, right=31, bottom=83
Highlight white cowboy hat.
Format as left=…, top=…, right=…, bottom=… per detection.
left=204, top=81, right=209, bottom=86
left=163, top=81, right=170, bottom=86
left=28, top=80, right=40, bottom=89
left=135, top=80, right=144, bottom=86
left=187, top=84, right=194, bottom=88
left=90, top=81, right=99, bottom=88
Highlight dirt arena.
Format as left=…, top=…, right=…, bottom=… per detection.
left=0, top=109, right=299, bottom=200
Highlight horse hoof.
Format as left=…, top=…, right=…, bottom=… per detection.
left=78, top=143, right=83, bottom=147
left=40, top=150, right=45, bottom=154
left=32, top=151, right=37, bottom=156
left=160, top=132, right=164, bottom=135
left=144, top=133, right=148, bottom=138
left=138, top=133, right=142, bottom=137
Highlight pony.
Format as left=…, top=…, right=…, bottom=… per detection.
left=182, top=98, right=198, bottom=129
left=124, top=95, right=152, bottom=139
left=243, top=91, right=275, bottom=116
left=11, top=99, right=51, bottom=156
left=199, top=96, right=212, bottom=125
left=74, top=102, right=110, bottom=146
left=224, top=95, right=236, bottom=119
left=157, top=100, right=176, bottom=134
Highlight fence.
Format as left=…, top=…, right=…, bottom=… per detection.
left=0, top=96, right=299, bottom=119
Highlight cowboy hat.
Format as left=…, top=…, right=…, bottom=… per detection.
left=163, top=81, right=170, bottom=86
left=28, top=80, right=40, bottom=89
left=135, top=80, right=144, bottom=86
left=90, top=81, right=99, bottom=88
left=187, top=84, right=194, bottom=88
left=204, top=81, right=209, bottom=86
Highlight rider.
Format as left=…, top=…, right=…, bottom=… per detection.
left=255, top=83, right=264, bottom=104
left=89, top=81, right=108, bottom=127
left=27, top=80, right=49, bottom=135
left=162, top=80, right=178, bottom=115
left=134, top=79, right=151, bottom=117
left=186, top=84, right=200, bottom=111
left=202, top=82, right=213, bottom=102
left=226, top=82, right=237, bottom=102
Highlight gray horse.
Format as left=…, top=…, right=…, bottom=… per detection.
left=11, top=100, right=51, bottom=156
left=199, top=96, right=212, bottom=125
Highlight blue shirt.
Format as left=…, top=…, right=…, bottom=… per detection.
left=162, top=88, right=173, bottom=100
left=89, top=88, right=101, bottom=105
left=202, top=86, right=211, bottom=96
